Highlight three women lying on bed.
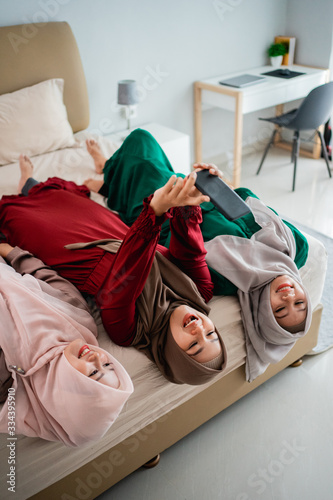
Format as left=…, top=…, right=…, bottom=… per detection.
left=0, top=157, right=228, bottom=395
left=85, top=129, right=312, bottom=381
left=0, top=129, right=311, bottom=445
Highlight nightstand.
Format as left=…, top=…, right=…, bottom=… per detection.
left=107, top=123, right=191, bottom=175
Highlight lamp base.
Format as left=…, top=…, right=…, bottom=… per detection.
left=121, top=105, right=137, bottom=129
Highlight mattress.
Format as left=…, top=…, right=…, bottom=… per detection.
left=0, top=131, right=327, bottom=500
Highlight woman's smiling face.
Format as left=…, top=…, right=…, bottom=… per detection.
left=270, top=275, right=308, bottom=330
left=169, top=305, right=221, bottom=363
left=64, top=339, right=120, bottom=388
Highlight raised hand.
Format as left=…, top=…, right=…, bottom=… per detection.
left=193, top=162, right=224, bottom=178
left=150, top=173, right=210, bottom=216
left=193, top=163, right=235, bottom=189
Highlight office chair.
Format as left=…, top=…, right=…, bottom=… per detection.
left=256, top=81, right=333, bottom=191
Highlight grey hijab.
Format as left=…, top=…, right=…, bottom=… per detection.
left=205, top=197, right=312, bottom=382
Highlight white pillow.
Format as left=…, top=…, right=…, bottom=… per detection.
left=0, top=78, right=75, bottom=166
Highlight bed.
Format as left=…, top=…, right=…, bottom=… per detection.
left=0, top=22, right=327, bottom=500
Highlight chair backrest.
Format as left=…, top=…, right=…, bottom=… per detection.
left=287, top=81, right=333, bottom=131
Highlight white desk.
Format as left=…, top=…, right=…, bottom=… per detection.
left=194, top=65, right=329, bottom=187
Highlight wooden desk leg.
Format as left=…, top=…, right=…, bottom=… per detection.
left=313, top=124, right=323, bottom=159
left=194, top=83, right=203, bottom=164
left=233, top=92, right=243, bottom=188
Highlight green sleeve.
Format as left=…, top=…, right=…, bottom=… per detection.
left=282, top=220, right=309, bottom=269
left=209, top=266, right=238, bottom=296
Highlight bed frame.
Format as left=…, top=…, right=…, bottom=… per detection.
left=0, top=22, right=323, bottom=500
left=30, top=309, right=321, bottom=499
left=0, top=21, right=89, bottom=133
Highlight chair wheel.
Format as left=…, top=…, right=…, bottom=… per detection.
left=142, top=454, right=160, bottom=469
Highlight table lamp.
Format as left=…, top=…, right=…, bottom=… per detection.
left=117, top=80, right=139, bottom=130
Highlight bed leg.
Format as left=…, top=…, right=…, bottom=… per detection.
left=289, top=358, right=303, bottom=367
left=142, top=454, right=161, bottom=469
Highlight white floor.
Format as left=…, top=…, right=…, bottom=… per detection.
left=97, top=147, right=333, bottom=500
left=239, top=146, right=333, bottom=238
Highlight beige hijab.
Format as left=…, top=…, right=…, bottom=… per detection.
left=66, top=240, right=227, bottom=385
left=0, top=262, right=133, bottom=447
left=205, top=196, right=312, bottom=382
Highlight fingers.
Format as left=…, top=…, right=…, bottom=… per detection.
left=193, top=162, right=217, bottom=171
left=164, top=174, right=178, bottom=193
left=153, top=173, right=210, bottom=213
left=173, top=173, right=210, bottom=205
left=193, top=163, right=224, bottom=179
left=197, top=194, right=210, bottom=204
left=182, top=171, right=196, bottom=191
left=165, top=174, right=190, bottom=195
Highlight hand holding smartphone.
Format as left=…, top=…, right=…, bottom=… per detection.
left=194, top=169, right=251, bottom=221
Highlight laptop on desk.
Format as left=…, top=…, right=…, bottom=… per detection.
left=219, top=73, right=266, bottom=88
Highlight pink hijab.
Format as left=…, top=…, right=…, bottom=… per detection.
left=0, top=262, right=133, bottom=447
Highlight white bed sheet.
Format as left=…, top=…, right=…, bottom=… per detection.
left=0, top=132, right=327, bottom=499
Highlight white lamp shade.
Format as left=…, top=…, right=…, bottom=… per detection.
left=117, top=80, right=139, bottom=105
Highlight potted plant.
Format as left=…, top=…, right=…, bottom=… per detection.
left=267, top=42, right=287, bottom=67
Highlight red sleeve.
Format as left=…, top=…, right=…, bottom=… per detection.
left=166, top=206, right=214, bottom=303
left=97, top=198, right=170, bottom=346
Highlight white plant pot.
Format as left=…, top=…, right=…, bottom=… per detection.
left=270, top=55, right=283, bottom=67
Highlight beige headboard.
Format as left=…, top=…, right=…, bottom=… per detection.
left=0, top=22, right=89, bottom=132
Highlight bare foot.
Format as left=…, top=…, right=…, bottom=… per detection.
left=18, top=154, right=34, bottom=194
left=83, top=178, right=104, bottom=193
left=86, top=139, right=107, bottom=174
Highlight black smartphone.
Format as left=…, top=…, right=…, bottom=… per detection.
left=194, top=169, right=251, bottom=221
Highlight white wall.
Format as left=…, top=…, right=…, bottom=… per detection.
left=285, top=0, right=333, bottom=70
left=1, top=0, right=332, bottom=165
